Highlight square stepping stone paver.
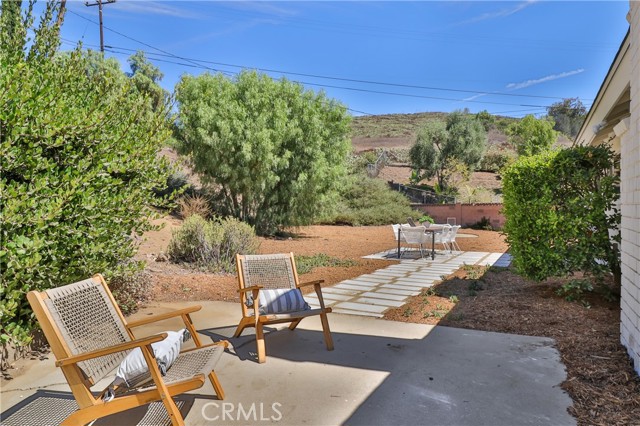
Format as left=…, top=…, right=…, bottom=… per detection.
left=323, top=288, right=361, bottom=296
left=376, top=288, right=419, bottom=296
left=380, top=283, right=424, bottom=292
left=353, top=297, right=406, bottom=307
left=361, top=292, right=408, bottom=301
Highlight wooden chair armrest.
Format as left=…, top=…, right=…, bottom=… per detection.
left=56, top=333, right=167, bottom=367
left=238, top=285, right=262, bottom=293
left=297, top=280, right=325, bottom=288
left=126, top=306, right=202, bottom=328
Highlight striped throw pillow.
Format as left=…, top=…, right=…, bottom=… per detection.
left=246, top=289, right=310, bottom=314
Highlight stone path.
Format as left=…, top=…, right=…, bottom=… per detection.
left=305, top=250, right=512, bottom=318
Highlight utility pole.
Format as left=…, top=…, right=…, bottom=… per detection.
left=85, top=0, right=116, bottom=52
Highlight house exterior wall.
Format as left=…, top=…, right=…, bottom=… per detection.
left=415, top=203, right=505, bottom=229
left=620, top=0, right=640, bottom=375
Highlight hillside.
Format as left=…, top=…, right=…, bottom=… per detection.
left=350, top=111, right=572, bottom=153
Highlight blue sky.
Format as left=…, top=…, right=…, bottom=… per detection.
left=55, top=1, right=630, bottom=117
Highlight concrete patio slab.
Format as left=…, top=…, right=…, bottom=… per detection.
left=0, top=301, right=575, bottom=426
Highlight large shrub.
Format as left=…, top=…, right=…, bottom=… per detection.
left=322, top=176, right=422, bottom=226
left=507, top=114, right=557, bottom=157
left=174, top=70, right=351, bottom=235
left=167, top=215, right=259, bottom=272
left=0, top=3, right=173, bottom=345
left=502, top=145, right=620, bottom=284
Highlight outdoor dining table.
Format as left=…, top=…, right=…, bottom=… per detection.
left=397, top=225, right=446, bottom=260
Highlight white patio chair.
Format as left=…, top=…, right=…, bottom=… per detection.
left=400, top=225, right=431, bottom=258
left=433, top=224, right=452, bottom=253
left=448, top=225, right=462, bottom=252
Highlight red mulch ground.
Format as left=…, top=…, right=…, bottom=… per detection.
left=135, top=220, right=640, bottom=424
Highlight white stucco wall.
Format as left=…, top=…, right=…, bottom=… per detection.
left=620, top=1, right=640, bottom=375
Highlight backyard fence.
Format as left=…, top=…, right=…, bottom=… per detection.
left=389, top=182, right=456, bottom=204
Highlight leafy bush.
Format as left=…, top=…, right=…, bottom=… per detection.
left=502, top=145, right=620, bottom=284
left=167, top=215, right=259, bottom=272
left=556, top=279, right=593, bottom=305
left=321, top=176, right=421, bottom=226
left=0, top=4, right=173, bottom=346
left=507, top=115, right=557, bottom=157
left=479, top=147, right=517, bottom=172
left=107, top=263, right=152, bottom=316
left=175, top=70, right=351, bottom=235
left=469, top=216, right=494, bottom=230
left=154, top=170, right=191, bottom=199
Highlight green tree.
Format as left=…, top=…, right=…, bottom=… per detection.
left=174, top=70, right=351, bottom=234
left=475, top=109, right=495, bottom=131
left=409, top=110, right=487, bottom=190
left=546, top=97, right=587, bottom=138
left=0, top=2, right=173, bottom=345
left=127, top=50, right=168, bottom=112
left=507, top=114, right=557, bottom=157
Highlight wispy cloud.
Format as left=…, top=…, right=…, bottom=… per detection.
left=462, top=93, right=488, bottom=102
left=110, top=1, right=202, bottom=20
left=454, top=0, right=537, bottom=26
left=506, top=69, right=585, bottom=90
left=222, top=1, right=298, bottom=19
left=165, top=18, right=277, bottom=50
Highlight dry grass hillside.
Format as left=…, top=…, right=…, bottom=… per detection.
left=350, top=111, right=573, bottom=193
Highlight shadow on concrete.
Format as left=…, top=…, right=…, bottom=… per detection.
left=0, top=389, right=212, bottom=426
left=201, top=322, right=575, bottom=426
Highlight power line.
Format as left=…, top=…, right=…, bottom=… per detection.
left=63, top=12, right=591, bottom=111
left=67, top=9, right=231, bottom=76
left=74, top=39, right=583, bottom=102
left=63, top=13, right=591, bottom=104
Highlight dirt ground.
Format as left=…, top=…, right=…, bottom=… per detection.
left=139, top=218, right=639, bottom=426
left=137, top=217, right=506, bottom=303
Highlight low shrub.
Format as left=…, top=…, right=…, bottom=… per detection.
left=107, top=262, right=152, bottom=316
left=167, top=215, right=259, bottom=272
left=321, top=175, right=421, bottom=226
left=469, top=216, right=494, bottom=230
left=478, top=148, right=517, bottom=173
left=218, top=218, right=261, bottom=271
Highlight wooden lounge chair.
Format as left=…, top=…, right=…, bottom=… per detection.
left=233, top=253, right=334, bottom=363
left=27, top=274, right=228, bottom=426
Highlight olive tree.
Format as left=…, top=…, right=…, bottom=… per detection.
left=1, top=2, right=173, bottom=345
left=409, top=110, right=487, bottom=190
left=174, top=70, right=351, bottom=234
left=546, top=98, right=587, bottom=138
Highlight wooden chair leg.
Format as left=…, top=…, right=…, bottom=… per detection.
left=256, top=323, right=266, bottom=363
left=233, top=318, right=251, bottom=337
left=288, top=318, right=303, bottom=330
left=208, top=371, right=225, bottom=400
left=320, top=312, right=334, bottom=351
left=161, top=397, right=185, bottom=426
